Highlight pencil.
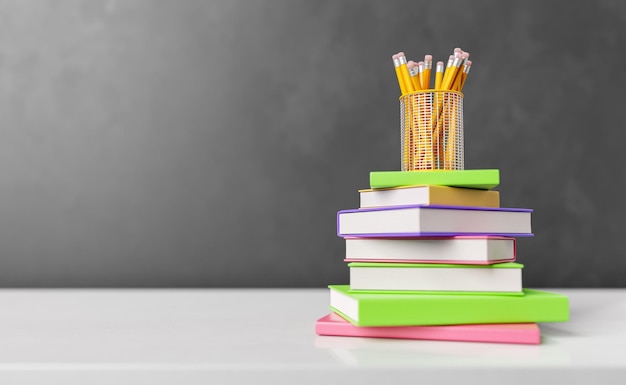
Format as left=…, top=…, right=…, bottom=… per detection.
left=422, top=55, right=432, bottom=90
left=434, top=61, right=444, bottom=90
left=452, top=52, right=469, bottom=91
left=408, top=61, right=429, bottom=168
left=398, top=52, right=414, bottom=94
left=407, top=60, right=423, bottom=91
left=417, top=61, right=425, bottom=90
left=446, top=50, right=467, bottom=167
left=406, top=60, right=420, bottom=168
left=442, top=54, right=463, bottom=91
left=392, top=54, right=407, bottom=95
left=441, top=55, right=454, bottom=90
left=459, top=59, right=472, bottom=91
left=449, top=48, right=467, bottom=89
left=437, top=50, right=462, bottom=166
left=432, top=61, right=445, bottom=167
left=433, top=55, right=453, bottom=163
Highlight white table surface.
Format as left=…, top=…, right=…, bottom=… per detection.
left=0, top=288, right=624, bottom=384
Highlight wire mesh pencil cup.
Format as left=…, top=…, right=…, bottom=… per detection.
left=400, top=90, right=464, bottom=171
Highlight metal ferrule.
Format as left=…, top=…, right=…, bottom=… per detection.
left=398, top=55, right=407, bottom=65
left=418, top=63, right=424, bottom=74
left=436, top=63, right=444, bottom=72
left=452, top=57, right=463, bottom=67
left=424, top=61, right=432, bottom=70
left=393, top=58, right=401, bottom=67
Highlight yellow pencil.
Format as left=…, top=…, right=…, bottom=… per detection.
left=445, top=93, right=461, bottom=168
left=452, top=67, right=463, bottom=91
left=441, top=55, right=454, bottom=90
left=430, top=60, right=444, bottom=164
left=446, top=50, right=467, bottom=166
left=407, top=60, right=422, bottom=91
left=437, top=50, right=461, bottom=166
left=415, top=61, right=430, bottom=166
left=422, top=55, right=432, bottom=90
left=430, top=60, right=444, bottom=166
left=434, top=61, right=444, bottom=90
left=431, top=53, right=460, bottom=160
left=392, top=54, right=408, bottom=95
left=442, top=54, right=463, bottom=91
left=407, top=61, right=427, bottom=168
left=407, top=60, right=420, bottom=168
left=395, top=53, right=413, bottom=167
left=459, top=59, right=472, bottom=91
left=416, top=61, right=424, bottom=90
left=452, top=51, right=469, bottom=91
left=397, top=52, right=414, bottom=94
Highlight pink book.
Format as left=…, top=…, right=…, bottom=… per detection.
left=315, top=313, right=540, bottom=345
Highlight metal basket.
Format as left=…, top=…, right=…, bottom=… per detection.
left=400, top=90, right=464, bottom=171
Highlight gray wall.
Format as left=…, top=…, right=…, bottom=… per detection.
left=0, top=0, right=624, bottom=288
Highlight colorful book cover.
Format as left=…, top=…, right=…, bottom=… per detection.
left=370, top=169, right=500, bottom=190
left=337, top=204, right=533, bottom=237
left=316, top=313, right=540, bottom=345
left=329, top=285, right=569, bottom=327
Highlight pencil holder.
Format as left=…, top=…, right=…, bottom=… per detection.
left=400, top=90, right=464, bottom=171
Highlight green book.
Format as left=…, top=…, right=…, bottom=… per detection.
left=329, top=284, right=569, bottom=327
left=369, top=169, right=500, bottom=189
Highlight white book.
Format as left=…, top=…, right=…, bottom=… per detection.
left=349, top=262, right=523, bottom=294
left=344, top=237, right=515, bottom=264
left=337, top=205, right=532, bottom=237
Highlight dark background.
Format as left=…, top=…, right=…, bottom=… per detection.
left=0, top=0, right=624, bottom=288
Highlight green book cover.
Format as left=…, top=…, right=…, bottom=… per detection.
left=328, top=284, right=569, bottom=327
left=369, top=169, right=500, bottom=189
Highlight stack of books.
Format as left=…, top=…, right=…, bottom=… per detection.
left=316, top=169, right=569, bottom=345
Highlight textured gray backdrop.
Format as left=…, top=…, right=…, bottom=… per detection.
left=0, top=0, right=624, bottom=287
